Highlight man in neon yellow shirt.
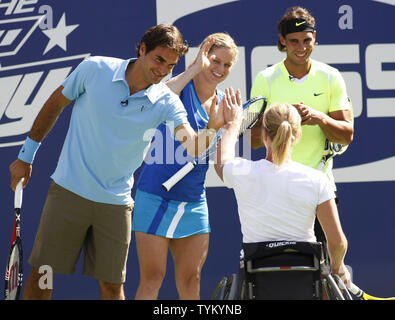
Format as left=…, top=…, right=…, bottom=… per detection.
left=250, top=6, right=353, bottom=187
left=250, top=6, right=354, bottom=242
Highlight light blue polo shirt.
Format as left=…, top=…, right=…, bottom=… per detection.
left=51, top=56, right=188, bottom=205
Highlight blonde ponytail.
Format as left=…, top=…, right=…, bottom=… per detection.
left=272, top=120, right=293, bottom=165
left=263, top=103, right=301, bottom=166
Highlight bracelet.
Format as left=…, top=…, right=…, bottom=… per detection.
left=18, top=136, right=41, bottom=164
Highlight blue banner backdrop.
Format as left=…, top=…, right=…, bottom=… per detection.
left=0, top=0, right=394, bottom=299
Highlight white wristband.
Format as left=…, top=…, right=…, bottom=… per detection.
left=205, top=127, right=217, bottom=137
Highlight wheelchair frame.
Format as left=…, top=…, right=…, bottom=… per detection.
left=211, top=241, right=352, bottom=300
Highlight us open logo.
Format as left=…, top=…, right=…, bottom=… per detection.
left=0, top=0, right=89, bottom=148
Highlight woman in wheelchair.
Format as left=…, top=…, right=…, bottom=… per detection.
left=214, top=102, right=351, bottom=299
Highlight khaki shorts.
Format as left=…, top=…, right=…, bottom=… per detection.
left=29, top=181, right=133, bottom=284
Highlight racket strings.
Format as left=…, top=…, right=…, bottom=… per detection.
left=238, top=109, right=259, bottom=136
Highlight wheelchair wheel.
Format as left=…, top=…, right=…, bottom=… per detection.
left=332, top=274, right=353, bottom=300
left=224, top=274, right=239, bottom=300
left=211, top=277, right=228, bottom=300
left=323, top=274, right=345, bottom=300
left=211, top=274, right=242, bottom=300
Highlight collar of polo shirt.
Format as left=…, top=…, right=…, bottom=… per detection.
left=112, top=58, right=169, bottom=104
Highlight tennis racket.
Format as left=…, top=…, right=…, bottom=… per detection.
left=318, top=139, right=349, bottom=171
left=162, top=95, right=267, bottom=191
left=318, top=96, right=354, bottom=172
left=348, top=283, right=395, bottom=300
left=4, top=180, right=24, bottom=300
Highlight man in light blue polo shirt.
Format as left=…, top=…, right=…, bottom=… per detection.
left=9, top=24, right=239, bottom=300
left=52, top=55, right=188, bottom=206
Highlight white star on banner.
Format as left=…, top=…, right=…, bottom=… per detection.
left=42, top=13, right=79, bottom=55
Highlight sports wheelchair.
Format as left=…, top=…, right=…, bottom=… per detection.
left=212, top=241, right=352, bottom=300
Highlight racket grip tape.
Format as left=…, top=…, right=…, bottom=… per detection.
left=348, top=283, right=363, bottom=298
left=14, top=179, right=24, bottom=209
left=162, top=161, right=196, bottom=191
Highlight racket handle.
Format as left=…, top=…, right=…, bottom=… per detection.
left=348, top=282, right=363, bottom=298
left=14, top=179, right=24, bottom=209
left=162, top=161, right=196, bottom=191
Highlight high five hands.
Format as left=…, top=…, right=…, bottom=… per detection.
left=206, top=87, right=243, bottom=131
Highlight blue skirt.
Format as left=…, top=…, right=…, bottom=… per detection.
left=132, top=189, right=210, bottom=238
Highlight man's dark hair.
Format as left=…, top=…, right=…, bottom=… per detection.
left=277, top=6, right=316, bottom=52
left=136, top=24, right=189, bottom=57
